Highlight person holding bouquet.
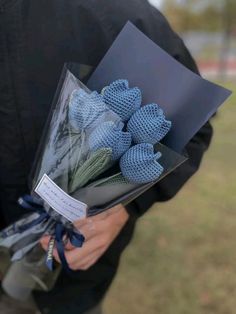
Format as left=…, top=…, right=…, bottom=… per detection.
left=0, top=0, right=213, bottom=313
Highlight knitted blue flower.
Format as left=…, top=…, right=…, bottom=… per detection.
left=103, top=79, right=142, bottom=122
left=120, top=143, right=164, bottom=184
left=89, top=121, right=132, bottom=160
left=127, top=103, right=172, bottom=144
left=69, top=89, right=108, bottom=131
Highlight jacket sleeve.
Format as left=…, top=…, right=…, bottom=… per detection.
left=79, top=0, right=214, bottom=216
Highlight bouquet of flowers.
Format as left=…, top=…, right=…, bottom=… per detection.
left=0, top=22, right=231, bottom=300
left=0, top=67, right=185, bottom=300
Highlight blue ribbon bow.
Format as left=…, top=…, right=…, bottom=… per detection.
left=17, top=195, right=85, bottom=273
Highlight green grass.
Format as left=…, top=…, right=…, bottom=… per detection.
left=104, top=82, right=236, bottom=314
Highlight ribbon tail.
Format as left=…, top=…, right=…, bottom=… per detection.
left=54, top=224, right=85, bottom=273
left=69, top=231, right=85, bottom=248
left=46, top=236, right=56, bottom=271
left=55, top=223, right=72, bottom=273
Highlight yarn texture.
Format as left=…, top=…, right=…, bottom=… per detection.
left=69, top=148, right=113, bottom=193
left=103, top=79, right=142, bottom=121
left=89, top=121, right=132, bottom=160
left=127, top=103, right=172, bottom=144
left=120, top=143, right=164, bottom=184
left=69, top=89, right=108, bottom=131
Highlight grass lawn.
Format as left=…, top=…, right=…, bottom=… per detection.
left=104, top=82, right=236, bottom=314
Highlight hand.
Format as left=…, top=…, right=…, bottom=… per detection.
left=40, top=204, right=129, bottom=271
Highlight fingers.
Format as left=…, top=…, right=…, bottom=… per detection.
left=40, top=236, right=61, bottom=263
left=40, top=231, right=108, bottom=270
left=40, top=236, right=50, bottom=248
left=73, top=212, right=107, bottom=230
left=40, top=235, right=72, bottom=251
left=57, top=236, right=107, bottom=270
left=65, top=237, right=110, bottom=271
left=39, top=204, right=127, bottom=271
left=41, top=239, right=103, bottom=270
left=75, top=218, right=97, bottom=242
left=74, top=215, right=112, bottom=243
left=68, top=247, right=104, bottom=271
left=73, top=204, right=124, bottom=229
left=64, top=234, right=107, bottom=267
left=106, top=204, right=125, bottom=216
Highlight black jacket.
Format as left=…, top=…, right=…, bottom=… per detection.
left=0, top=1, right=213, bottom=312
left=0, top=0, right=212, bottom=225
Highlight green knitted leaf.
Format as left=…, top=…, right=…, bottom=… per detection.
left=69, top=148, right=113, bottom=193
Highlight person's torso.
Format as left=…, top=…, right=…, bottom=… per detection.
left=0, top=0, right=183, bottom=223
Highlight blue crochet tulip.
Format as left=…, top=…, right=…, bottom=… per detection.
left=89, top=121, right=132, bottom=160
left=127, top=103, right=172, bottom=144
left=120, top=143, right=164, bottom=184
left=103, top=79, right=142, bottom=122
left=69, top=89, right=108, bottom=131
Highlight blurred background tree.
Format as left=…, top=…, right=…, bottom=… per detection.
left=160, top=0, right=236, bottom=80
left=162, top=0, right=236, bottom=33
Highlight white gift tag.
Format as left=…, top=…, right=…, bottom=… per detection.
left=35, top=174, right=87, bottom=222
